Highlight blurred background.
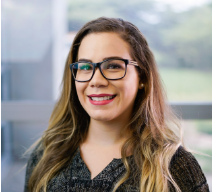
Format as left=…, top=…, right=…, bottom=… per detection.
left=1, top=0, right=212, bottom=191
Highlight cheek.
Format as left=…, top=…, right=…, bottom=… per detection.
left=75, top=82, right=87, bottom=103
left=116, top=80, right=138, bottom=104
left=122, top=74, right=139, bottom=96
left=123, top=83, right=138, bottom=100
left=118, top=74, right=139, bottom=105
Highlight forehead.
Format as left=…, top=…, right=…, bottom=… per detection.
left=78, top=32, right=132, bottom=61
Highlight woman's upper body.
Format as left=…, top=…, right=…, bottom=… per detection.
left=24, top=142, right=209, bottom=192
left=24, top=17, right=210, bottom=192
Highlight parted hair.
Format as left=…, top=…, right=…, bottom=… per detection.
left=28, top=17, right=182, bottom=192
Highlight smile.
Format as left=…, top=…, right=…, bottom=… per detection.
left=87, top=94, right=116, bottom=105
left=90, top=95, right=116, bottom=101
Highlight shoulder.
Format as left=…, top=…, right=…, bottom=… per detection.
left=169, top=146, right=210, bottom=192
left=24, top=140, right=44, bottom=192
left=26, top=140, right=44, bottom=170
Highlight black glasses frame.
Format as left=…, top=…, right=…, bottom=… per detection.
left=69, top=58, right=139, bottom=82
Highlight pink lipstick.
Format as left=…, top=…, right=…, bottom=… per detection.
left=87, top=94, right=116, bottom=105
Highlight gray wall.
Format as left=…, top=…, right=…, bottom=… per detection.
left=1, top=0, right=53, bottom=160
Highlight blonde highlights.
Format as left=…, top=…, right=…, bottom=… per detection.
left=28, top=17, right=183, bottom=192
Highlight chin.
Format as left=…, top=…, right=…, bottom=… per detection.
left=89, top=112, right=116, bottom=122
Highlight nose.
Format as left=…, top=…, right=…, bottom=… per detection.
left=88, top=67, right=108, bottom=88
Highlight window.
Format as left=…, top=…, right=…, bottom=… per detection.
left=2, top=0, right=212, bottom=191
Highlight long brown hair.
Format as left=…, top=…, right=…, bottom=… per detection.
left=28, top=17, right=182, bottom=192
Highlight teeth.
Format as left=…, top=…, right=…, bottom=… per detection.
left=91, top=96, right=114, bottom=101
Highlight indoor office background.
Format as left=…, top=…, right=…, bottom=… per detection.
left=1, top=0, right=212, bottom=191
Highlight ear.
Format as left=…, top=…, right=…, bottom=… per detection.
left=138, top=83, right=144, bottom=89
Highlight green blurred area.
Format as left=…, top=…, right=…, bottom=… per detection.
left=160, top=69, right=212, bottom=101
left=182, top=120, right=212, bottom=174
left=67, top=0, right=212, bottom=101
left=68, top=0, right=212, bottom=71
left=194, top=150, right=212, bottom=173
left=192, top=121, right=212, bottom=173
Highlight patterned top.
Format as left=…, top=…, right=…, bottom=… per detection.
left=24, top=145, right=210, bottom=192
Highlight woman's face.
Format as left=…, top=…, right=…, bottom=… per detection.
left=75, top=32, right=141, bottom=122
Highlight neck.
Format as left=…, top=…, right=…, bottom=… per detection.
left=84, top=118, right=131, bottom=147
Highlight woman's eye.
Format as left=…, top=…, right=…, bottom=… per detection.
left=79, top=64, right=92, bottom=70
left=107, top=63, right=122, bottom=69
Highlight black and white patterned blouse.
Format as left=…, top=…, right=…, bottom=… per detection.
left=24, top=144, right=209, bottom=192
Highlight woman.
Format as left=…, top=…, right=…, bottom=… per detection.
left=24, top=17, right=209, bottom=192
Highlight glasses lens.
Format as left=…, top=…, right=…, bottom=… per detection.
left=101, top=59, right=126, bottom=79
left=72, top=62, right=93, bottom=81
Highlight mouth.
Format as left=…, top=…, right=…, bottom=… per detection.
left=87, top=94, right=117, bottom=101
left=88, top=95, right=116, bottom=101
left=87, top=94, right=116, bottom=105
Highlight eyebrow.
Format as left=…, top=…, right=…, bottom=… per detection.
left=78, top=56, right=125, bottom=62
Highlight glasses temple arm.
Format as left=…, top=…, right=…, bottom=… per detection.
left=129, top=61, right=139, bottom=66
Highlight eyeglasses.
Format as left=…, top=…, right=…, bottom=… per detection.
left=69, top=58, right=139, bottom=82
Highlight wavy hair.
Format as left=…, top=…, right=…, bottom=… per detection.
left=28, top=17, right=183, bottom=192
